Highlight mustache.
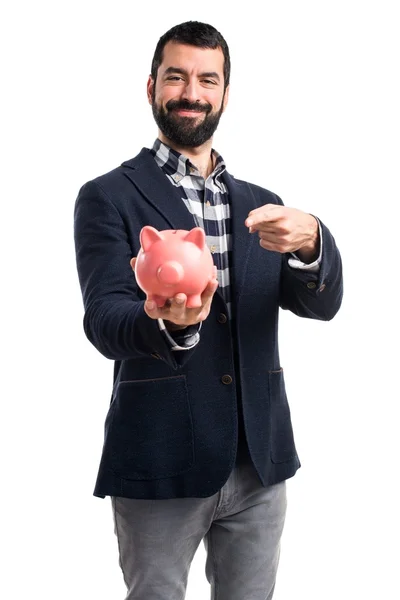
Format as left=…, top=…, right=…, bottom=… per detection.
left=166, top=99, right=212, bottom=114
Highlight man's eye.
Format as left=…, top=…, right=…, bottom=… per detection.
left=167, top=76, right=183, bottom=81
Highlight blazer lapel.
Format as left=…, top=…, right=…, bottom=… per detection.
left=223, top=172, right=258, bottom=299
left=121, top=149, right=197, bottom=232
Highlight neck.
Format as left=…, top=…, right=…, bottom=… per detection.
left=158, top=132, right=215, bottom=179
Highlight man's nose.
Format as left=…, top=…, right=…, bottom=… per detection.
left=181, top=80, right=201, bottom=104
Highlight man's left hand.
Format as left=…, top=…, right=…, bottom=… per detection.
left=245, top=204, right=319, bottom=263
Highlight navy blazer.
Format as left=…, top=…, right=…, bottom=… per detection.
left=74, top=148, right=343, bottom=499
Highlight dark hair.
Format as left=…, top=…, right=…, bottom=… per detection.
left=151, top=21, right=230, bottom=90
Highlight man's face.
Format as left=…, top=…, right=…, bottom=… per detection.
left=148, top=41, right=229, bottom=148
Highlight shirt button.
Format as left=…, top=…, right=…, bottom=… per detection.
left=221, top=374, right=233, bottom=385
left=217, top=313, right=227, bottom=324
left=210, top=245, right=217, bottom=253
left=307, top=282, right=317, bottom=289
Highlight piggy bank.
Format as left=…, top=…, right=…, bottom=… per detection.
left=134, top=226, right=214, bottom=308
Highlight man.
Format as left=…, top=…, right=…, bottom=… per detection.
left=74, top=21, right=343, bottom=600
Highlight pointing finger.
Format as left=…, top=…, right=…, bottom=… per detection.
left=245, top=204, right=282, bottom=228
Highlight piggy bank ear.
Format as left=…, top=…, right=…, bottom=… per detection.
left=140, top=226, right=163, bottom=252
left=184, top=227, right=205, bottom=250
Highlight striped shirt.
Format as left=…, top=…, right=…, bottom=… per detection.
left=151, top=138, right=233, bottom=314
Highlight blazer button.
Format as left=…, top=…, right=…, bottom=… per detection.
left=221, top=374, right=233, bottom=385
left=217, top=313, right=227, bottom=324
left=151, top=352, right=161, bottom=359
left=307, top=282, right=317, bottom=289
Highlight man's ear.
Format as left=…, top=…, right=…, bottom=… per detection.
left=222, top=84, right=230, bottom=112
left=147, top=76, right=154, bottom=105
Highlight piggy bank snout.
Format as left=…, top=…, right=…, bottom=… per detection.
left=157, top=261, right=184, bottom=286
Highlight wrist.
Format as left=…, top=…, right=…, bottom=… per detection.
left=164, top=320, right=187, bottom=332
left=297, top=216, right=319, bottom=263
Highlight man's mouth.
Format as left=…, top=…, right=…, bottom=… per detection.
left=173, top=108, right=205, bottom=117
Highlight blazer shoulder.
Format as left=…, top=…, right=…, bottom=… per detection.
left=226, top=172, right=282, bottom=206
left=78, top=148, right=151, bottom=199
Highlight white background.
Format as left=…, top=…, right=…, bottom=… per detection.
left=2, top=1, right=399, bottom=598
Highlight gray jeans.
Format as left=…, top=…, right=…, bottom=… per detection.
left=111, top=458, right=287, bottom=600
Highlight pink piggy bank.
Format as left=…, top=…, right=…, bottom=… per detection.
left=134, top=226, right=215, bottom=308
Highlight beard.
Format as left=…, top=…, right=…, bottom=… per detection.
left=151, top=92, right=224, bottom=148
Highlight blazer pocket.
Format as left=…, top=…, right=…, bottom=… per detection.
left=109, top=375, right=194, bottom=480
left=268, top=369, right=297, bottom=463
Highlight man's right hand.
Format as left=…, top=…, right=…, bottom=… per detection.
left=130, top=259, right=219, bottom=330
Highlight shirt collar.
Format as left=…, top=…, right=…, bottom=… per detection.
left=151, top=138, right=226, bottom=184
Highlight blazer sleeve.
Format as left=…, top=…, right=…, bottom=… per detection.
left=279, top=218, right=343, bottom=320
left=73, top=180, right=198, bottom=369
left=272, top=194, right=343, bottom=321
